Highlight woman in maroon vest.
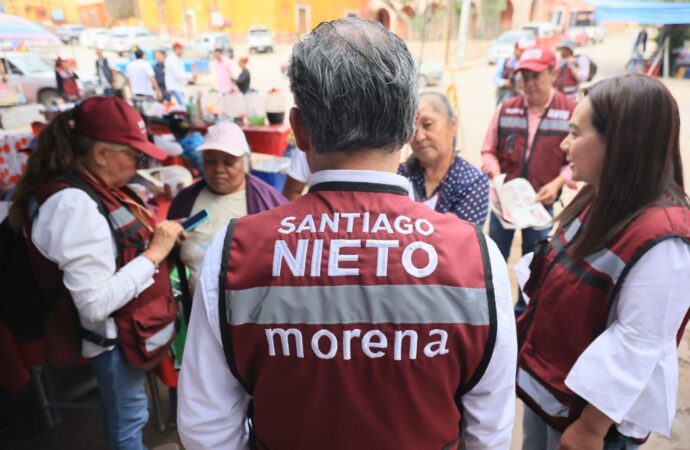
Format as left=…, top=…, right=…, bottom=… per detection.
left=517, top=74, right=690, bottom=449
left=8, top=97, right=183, bottom=449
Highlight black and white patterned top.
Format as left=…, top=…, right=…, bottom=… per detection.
left=399, top=156, right=490, bottom=225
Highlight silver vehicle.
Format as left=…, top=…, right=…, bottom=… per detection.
left=248, top=26, right=274, bottom=53
left=0, top=52, right=99, bottom=106
left=105, top=27, right=168, bottom=56
left=186, top=32, right=234, bottom=59
left=79, top=27, right=110, bottom=48
left=487, top=30, right=535, bottom=65
left=56, top=24, right=86, bottom=44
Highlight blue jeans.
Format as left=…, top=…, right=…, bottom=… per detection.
left=489, top=211, right=550, bottom=315
left=90, top=347, right=148, bottom=450
left=523, top=404, right=642, bottom=450
left=169, top=90, right=186, bottom=106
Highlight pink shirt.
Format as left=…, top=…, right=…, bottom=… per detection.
left=480, top=90, right=575, bottom=189
left=212, top=56, right=235, bottom=93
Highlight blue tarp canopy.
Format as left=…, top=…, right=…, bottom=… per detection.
left=586, top=1, right=690, bottom=25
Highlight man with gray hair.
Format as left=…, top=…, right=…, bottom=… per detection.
left=178, top=17, right=516, bottom=450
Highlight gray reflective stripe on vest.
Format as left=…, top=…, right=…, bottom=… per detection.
left=499, top=117, right=528, bottom=129
left=563, top=218, right=582, bottom=243
left=517, top=368, right=570, bottom=418
left=109, top=206, right=137, bottom=230
left=540, top=119, right=570, bottom=133
left=144, top=322, right=175, bottom=352
left=583, top=248, right=626, bottom=283
left=225, top=284, right=490, bottom=326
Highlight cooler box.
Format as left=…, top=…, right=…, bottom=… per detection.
left=251, top=156, right=291, bottom=192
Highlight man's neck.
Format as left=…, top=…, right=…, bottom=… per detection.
left=309, top=148, right=401, bottom=173
left=526, top=89, right=553, bottom=112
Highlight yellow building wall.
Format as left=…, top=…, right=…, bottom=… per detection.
left=4, top=0, right=81, bottom=24
left=4, top=0, right=366, bottom=37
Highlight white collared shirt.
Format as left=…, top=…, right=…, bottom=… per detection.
left=564, top=238, right=690, bottom=438
left=178, top=169, right=517, bottom=450
left=31, top=188, right=156, bottom=357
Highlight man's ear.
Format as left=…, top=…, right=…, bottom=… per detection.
left=289, top=107, right=312, bottom=153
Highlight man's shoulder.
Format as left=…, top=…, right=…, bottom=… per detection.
left=552, top=90, right=577, bottom=111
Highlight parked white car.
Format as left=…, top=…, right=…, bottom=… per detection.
left=487, top=30, right=536, bottom=65
left=248, top=26, right=274, bottom=53
left=79, top=27, right=110, bottom=48
left=0, top=52, right=99, bottom=105
left=105, top=27, right=168, bottom=55
left=186, top=32, right=234, bottom=59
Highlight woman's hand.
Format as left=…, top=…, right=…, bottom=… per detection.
left=536, top=176, right=565, bottom=205
left=142, top=220, right=185, bottom=265
left=558, top=404, right=613, bottom=450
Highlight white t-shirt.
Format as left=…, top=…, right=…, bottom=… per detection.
left=126, top=59, right=155, bottom=97
left=286, top=150, right=311, bottom=184
left=179, top=187, right=248, bottom=294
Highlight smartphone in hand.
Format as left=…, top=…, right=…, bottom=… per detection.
left=181, top=209, right=210, bottom=232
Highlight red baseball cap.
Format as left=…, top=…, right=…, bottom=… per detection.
left=517, top=46, right=557, bottom=73
left=172, top=42, right=184, bottom=50
left=74, top=96, right=167, bottom=160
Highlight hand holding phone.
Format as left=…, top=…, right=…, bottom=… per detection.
left=181, top=209, right=210, bottom=233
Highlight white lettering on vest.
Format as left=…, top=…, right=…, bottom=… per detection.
left=415, top=219, right=434, bottom=236
left=266, top=328, right=305, bottom=358
left=341, top=212, right=361, bottom=233
left=328, top=239, right=361, bottom=276
left=319, top=213, right=339, bottom=233
left=273, top=239, right=439, bottom=278
left=371, top=213, right=394, bottom=234
left=310, top=239, right=323, bottom=276
left=264, top=328, right=451, bottom=360
left=394, top=329, right=418, bottom=360
left=394, top=215, right=414, bottom=235
left=343, top=329, right=362, bottom=360
left=273, top=240, right=308, bottom=276
left=402, top=242, right=438, bottom=278
left=296, top=215, right=317, bottom=233
left=366, top=240, right=399, bottom=276
left=311, top=330, right=338, bottom=359
left=277, top=216, right=297, bottom=234
left=362, top=330, right=387, bottom=358
left=362, top=212, right=370, bottom=233
left=423, top=330, right=450, bottom=357
left=277, top=213, right=436, bottom=237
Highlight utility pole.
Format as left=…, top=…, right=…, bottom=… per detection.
left=443, top=0, right=453, bottom=66
left=456, top=0, right=472, bottom=67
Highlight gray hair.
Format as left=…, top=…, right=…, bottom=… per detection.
left=288, top=17, right=418, bottom=154
left=420, top=92, right=455, bottom=120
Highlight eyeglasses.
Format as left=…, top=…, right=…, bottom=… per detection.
left=113, top=146, right=148, bottom=168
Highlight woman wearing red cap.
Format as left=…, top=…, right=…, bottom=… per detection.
left=517, top=75, right=690, bottom=449
left=8, top=96, right=183, bottom=449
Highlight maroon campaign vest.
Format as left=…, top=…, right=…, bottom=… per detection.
left=218, top=181, right=497, bottom=450
left=502, top=56, right=519, bottom=82
left=516, top=205, right=690, bottom=433
left=553, top=61, right=579, bottom=97
left=26, top=174, right=177, bottom=369
left=496, top=92, right=575, bottom=196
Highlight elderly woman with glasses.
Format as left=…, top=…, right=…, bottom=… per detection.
left=8, top=96, right=183, bottom=450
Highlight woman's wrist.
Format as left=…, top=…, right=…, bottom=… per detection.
left=142, top=249, right=162, bottom=269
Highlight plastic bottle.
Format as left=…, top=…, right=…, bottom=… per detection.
left=245, top=90, right=266, bottom=126
left=265, top=88, right=285, bottom=124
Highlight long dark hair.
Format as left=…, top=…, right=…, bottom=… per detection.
left=8, top=109, right=96, bottom=230
left=557, top=74, right=688, bottom=259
